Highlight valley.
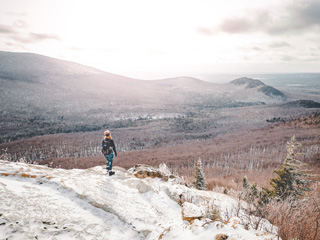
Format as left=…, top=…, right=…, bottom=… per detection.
left=0, top=51, right=319, bottom=190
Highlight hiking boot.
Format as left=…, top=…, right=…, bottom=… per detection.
left=106, top=166, right=109, bottom=171
left=109, top=171, right=115, bottom=176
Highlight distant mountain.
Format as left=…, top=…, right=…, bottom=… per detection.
left=230, top=77, right=265, bottom=88
left=0, top=51, right=288, bottom=142
left=283, top=100, right=320, bottom=108
left=0, top=51, right=222, bottom=106
left=258, top=86, right=286, bottom=99
left=230, top=77, right=286, bottom=99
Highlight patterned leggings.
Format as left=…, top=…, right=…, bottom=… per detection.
left=104, top=152, right=114, bottom=170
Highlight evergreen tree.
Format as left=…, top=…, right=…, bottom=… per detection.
left=242, top=176, right=249, bottom=190
left=242, top=177, right=259, bottom=204
left=193, top=158, right=207, bottom=190
left=241, top=176, right=250, bottom=198
left=269, top=136, right=313, bottom=201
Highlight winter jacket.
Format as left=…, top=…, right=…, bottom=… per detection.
left=102, top=138, right=117, bottom=156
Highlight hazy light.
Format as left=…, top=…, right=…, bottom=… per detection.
left=0, top=0, right=319, bottom=79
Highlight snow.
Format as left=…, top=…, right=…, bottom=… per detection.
left=0, top=160, right=280, bottom=239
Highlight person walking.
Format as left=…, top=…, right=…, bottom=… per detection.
left=102, top=130, right=117, bottom=176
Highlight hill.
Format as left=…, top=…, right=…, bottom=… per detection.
left=230, top=77, right=265, bottom=88
left=0, top=51, right=289, bottom=142
left=0, top=160, right=279, bottom=240
left=230, top=77, right=287, bottom=99
left=283, top=100, right=320, bottom=108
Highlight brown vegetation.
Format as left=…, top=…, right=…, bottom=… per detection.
left=267, top=185, right=320, bottom=240
left=2, top=113, right=318, bottom=191
left=0, top=113, right=319, bottom=239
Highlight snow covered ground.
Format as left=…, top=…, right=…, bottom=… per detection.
left=0, top=160, right=280, bottom=240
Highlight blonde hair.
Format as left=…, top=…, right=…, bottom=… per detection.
left=104, top=130, right=112, bottom=139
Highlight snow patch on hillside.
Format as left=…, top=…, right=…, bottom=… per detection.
left=0, top=160, right=279, bottom=239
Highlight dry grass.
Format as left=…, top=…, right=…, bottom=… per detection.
left=20, top=173, right=37, bottom=178
left=0, top=113, right=319, bottom=239
left=266, top=185, right=320, bottom=240
left=17, top=117, right=317, bottom=190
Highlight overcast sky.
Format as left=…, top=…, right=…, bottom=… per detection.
left=0, top=0, right=319, bottom=79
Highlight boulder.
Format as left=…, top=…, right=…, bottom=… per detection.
left=129, top=164, right=177, bottom=181
left=130, top=164, right=163, bottom=179
left=181, top=202, right=204, bottom=222
left=136, top=181, right=152, bottom=193
left=215, top=233, right=229, bottom=240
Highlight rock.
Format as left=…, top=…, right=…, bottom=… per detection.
left=181, top=202, right=204, bottom=222
left=129, top=164, right=163, bottom=179
left=174, top=193, right=186, bottom=206
left=136, top=181, right=152, bottom=193
left=140, top=230, right=151, bottom=237
left=128, top=164, right=187, bottom=187
left=134, top=169, right=163, bottom=179
left=225, top=217, right=241, bottom=229
left=215, top=233, right=229, bottom=240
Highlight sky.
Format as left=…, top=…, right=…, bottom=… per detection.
left=0, top=0, right=320, bottom=79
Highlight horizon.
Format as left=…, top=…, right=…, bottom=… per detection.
left=1, top=0, right=320, bottom=80
left=2, top=50, right=320, bottom=83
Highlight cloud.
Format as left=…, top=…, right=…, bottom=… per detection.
left=269, top=41, right=291, bottom=48
left=9, top=32, right=61, bottom=45
left=268, top=0, right=320, bottom=34
left=69, top=46, right=84, bottom=51
left=252, top=47, right=263, bottom=51
left=281, top=55, right=295, bottom=61
left=0, top=20, right=59, bottom=45
left=198, top=0, right=320, bottom=36
left=219, top=17, right=255, bottom=34
left=6, top=11, right=27, bottom=17
left=29, top=33, right=60, bottom=41
left=0, top=24, right=14, bottom=34
left=13, top=20, right=28, bottom=29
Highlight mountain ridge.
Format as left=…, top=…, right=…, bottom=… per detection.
left=230, top=77, right=265, bottom=88
left=0, top=160, right=279, bottom=239
left=230, top=77, right=286, bottom=99
left=0, top=51, right=288, bottom=142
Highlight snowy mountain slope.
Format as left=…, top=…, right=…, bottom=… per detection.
left=0, top=51, right=290, bottom=143
left=229, top=77, right=286, bottom=100
left=0, top=160, right=279, bottom=240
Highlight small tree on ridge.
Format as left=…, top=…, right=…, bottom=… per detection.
left=268, top=135, right=313, bottom=201
left=194, top=158, right=207, bottom=190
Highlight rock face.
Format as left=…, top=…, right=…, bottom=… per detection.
left=215, top=233, right=229, bottom=240
left=0, top=160, right=281, bottom=240
left=129, top=164, right=176, bottom=182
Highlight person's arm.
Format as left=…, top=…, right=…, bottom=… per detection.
left=112, top=140, right=117, bottom=156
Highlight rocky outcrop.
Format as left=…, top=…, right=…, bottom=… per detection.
left=0, top=160, right=281, bottom=240
left=129, top=164, right=176, bottom=182
left=215, top=233, right=229, bottom=240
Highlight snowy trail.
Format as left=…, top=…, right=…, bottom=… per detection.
left=0, top=165, right=142, bottom=239
left=0, top=160, right=280, bottom=240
